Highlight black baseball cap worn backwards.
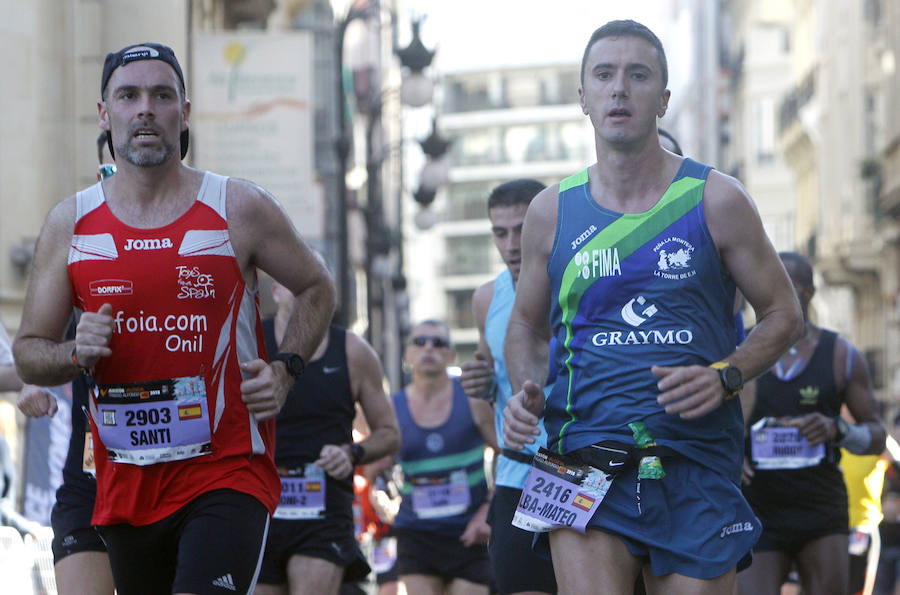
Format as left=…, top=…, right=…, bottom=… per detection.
left=101, top=42, right=189, bottom=159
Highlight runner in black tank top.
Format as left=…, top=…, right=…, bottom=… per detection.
left=738, top=253, right=886, bottom=595
left=255, top=281, right=400, bottom=595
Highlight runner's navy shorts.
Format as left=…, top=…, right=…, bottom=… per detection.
left=538, top=455, right=759, bottom=580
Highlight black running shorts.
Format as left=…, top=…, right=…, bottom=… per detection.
left=257, top=515, right=369, bottom=585
left=487, top=485, right=557, bottom=594
left=97, top=489, right=269, bottom=594
left=50, top=484, right=106, bottom=564
left=394, top=527, right=491, bottom=585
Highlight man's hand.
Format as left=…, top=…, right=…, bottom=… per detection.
left=316, top=444, right=354, bottom=480
left=653, top=365, right=727, bottom=419
left=240, top=359, right=290, bottom=421
left=74, top=303, right=114, bottom=368
left=460, top=352, right=494, bottom=401
left=459, top=503, right=490, bottom=547
left=785, top=413, right=835, bottom=446
left=17, top=385, right=58, bottom=418
left=371, top=485, right=400, bottom=524
left=502, top=381, right=544, bottom=449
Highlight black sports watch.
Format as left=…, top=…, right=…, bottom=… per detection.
left=709, top=361, right=743, bottom=399
left=271, top=352, right=305, bottom=378
left=349, top=442, right=366, bottom=466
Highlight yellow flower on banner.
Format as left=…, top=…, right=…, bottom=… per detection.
left=224, top=42, right=246, bottom=66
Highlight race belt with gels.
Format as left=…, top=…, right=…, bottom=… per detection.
left=512, top=422, right=674, bottom=533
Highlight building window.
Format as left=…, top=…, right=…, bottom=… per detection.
left=864, top=0, right=882, bottom=25
left=452, top=121, right=588, bottom=168
left=452, top=127, right=503, bottom=167
left=443, top=76, right=495, bottom=113
left=444, top=235, right=496, bottom=275
left=754, top=97, right=776, bottom=164
left=445, top=181, right=501, bottom=221
left=446, top=289, right=476, bottom=329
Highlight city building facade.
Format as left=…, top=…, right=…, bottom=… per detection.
left=404, top=63, right=596, bottom=360
left=723, top=0, right=900, bottom=411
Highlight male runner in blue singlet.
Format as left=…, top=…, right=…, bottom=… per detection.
left=393, top=320, right=497, bottom=595
left=502, top=20, right=803, bottom=595
left=459, top=179, right=557, bottom=595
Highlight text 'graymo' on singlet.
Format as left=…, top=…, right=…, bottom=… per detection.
left=546, top=159, right=742, bottom=481
left=392, top=379, right=488, bottom=537
left=67, top=173, right=280, bottom=526
left=485, top=269, right=548, bottom=489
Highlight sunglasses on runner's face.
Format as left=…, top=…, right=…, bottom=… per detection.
left=410, top=336, right=451, bottom=349
left=98, top=164, right=117, bottom=180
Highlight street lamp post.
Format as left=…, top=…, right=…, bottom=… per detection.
left=333, top=3, right=369, bottom=327
left=411, top=117, right=451, bottom=231
left=335, top=5, right=445, bottom=385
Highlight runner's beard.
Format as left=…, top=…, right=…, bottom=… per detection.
left=112, top=125, right=177, bottom=167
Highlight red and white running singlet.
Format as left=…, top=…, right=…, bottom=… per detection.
left=67, top=172, right=280, bottom=526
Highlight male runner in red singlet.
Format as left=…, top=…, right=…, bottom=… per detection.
left=13, top=42, right=335, bottom=595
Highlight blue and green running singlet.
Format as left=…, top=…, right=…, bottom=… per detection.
left=546, top=158, right=743, bottom=482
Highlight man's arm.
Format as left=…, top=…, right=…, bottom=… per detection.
left=655, top=172, right=803, bottom=419
left=460, top=395, right=496, bottom=547
left=807, top=339, right=885, bottom=453
left=460, top=281, right=495, bottom=401
left=13, top=198, right=98, bottom=386
left=469, top=397, right=499, bottom=452
left=229, top=180, right=335, bottom=360
left=228, top=180, right=336, bottom=420
left=706, top=171, right=804, bottom=379
left=316, top=332, right=399, bottom=479
left=502, top=187, right=558, bottom=448
left=788, top=339, right=885, bottom=453
left=837, top=341, right=886, bottom=454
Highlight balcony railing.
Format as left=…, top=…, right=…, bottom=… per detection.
left=778, top=67, right=817, bottom=134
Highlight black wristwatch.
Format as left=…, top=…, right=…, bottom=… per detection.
left=833, top=417, right=850, bottom=443
left=349, top=442, right=366, bottom=466
left=271, top=352, right=305, bottom=378
left=709, top=361, right=744, bottom=399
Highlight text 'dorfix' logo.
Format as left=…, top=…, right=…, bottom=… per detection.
left=90, top=279, right=134, bottom=297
